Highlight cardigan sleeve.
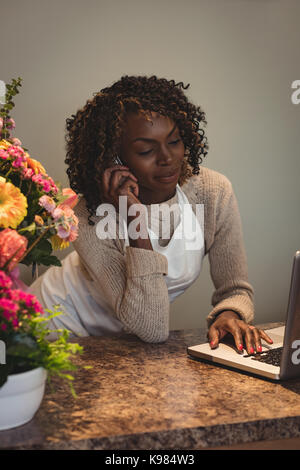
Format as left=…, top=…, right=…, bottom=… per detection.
left=72, top=201, right=170, bottom=343
left=205, top=175, right=255, bottom=327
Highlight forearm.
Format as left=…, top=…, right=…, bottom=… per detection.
left=127, top=213, right=153, bottom=250
left=116, top=247, right=170, bottom=342
left=73, top=198, right=170, bottom=342
left=206, top=181, right=254, bottom=327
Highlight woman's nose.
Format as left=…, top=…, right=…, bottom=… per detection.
left=157, top=145, right=173, bottom=165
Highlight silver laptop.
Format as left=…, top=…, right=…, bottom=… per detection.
left=187, top=251, right=300, bottom=380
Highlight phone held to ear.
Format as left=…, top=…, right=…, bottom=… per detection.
left=114, top=155, right=124, bottom=165
left=113, top=155, right=137, bottom=195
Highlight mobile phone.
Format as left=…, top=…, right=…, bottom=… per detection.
left=112, top=155, right=137, bottom=195
left=114, top=155, right=124, bottom=165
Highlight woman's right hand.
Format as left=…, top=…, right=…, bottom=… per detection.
left=101, top=165, right=141, bottom=212
left=101, top=165, right=153, bottom=250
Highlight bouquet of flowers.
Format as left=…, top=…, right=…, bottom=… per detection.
left=0, top=78, right=84, bottom=394
left=0, top=78, right=79, bottom=274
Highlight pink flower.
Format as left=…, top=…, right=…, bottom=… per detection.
left=12, top=156, right=26, bottom=168
left=22, top=167, right=34, bottom=179
left=52, top=205, right=79, bottom=242
left=0, top=270, right=13, bottom=289
left=47, top=177, right=59, bottom=194
left=0, top=228, right=28, bottom=272
left=19, top=291, right=44, bottom=314
left=52, top=207, right=64, bottom=220
left=32, top=173, right=44, bottom=185
left=61, top=205, right=78, bottom=223
left=7, top=145, right=24, bottom=159
left=0, top=117, right=3, bottom=130
left=57, top=222, right=71, bottom=239
left=38, top=195, right=56, bottom=214
left=0, top=149, right=9, bottom=160
left=67, top=225, right=78, bottom=242
left=11, top=138, right=22, bottom=146
left=5, top=288, right=44, bottom=315
left=12, top=318, right=19, bottom=328
left=41, top=179, right=51, bottom=193
left=32, top=298, right=44, bottom=314
left=0, top=298, right=18, bottom=322
left=32, top=174, right=55, bottom=194
left=6, top=118, right=16, bottom=130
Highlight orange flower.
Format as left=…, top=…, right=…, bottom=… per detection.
left=0, top=139, right=12, bottom=151
left=25, top=155, right=47, bottom=175
left=0, top=176, right=28, bottom=229
left=0, top=228, right=28, bottom=272
left=34, top=215, right=44, bottom=226
left=59, top=188, right=78, bottom=209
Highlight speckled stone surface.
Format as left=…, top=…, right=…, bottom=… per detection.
left=1, top=322, right=300, bottom=450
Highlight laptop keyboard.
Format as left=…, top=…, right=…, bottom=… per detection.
left=244, top=347, right=283, bottom=367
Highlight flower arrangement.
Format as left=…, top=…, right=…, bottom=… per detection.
left=0, top=271, right=82, bottom=396
left=0, top=79, right=79, bottom=272
left=0, top=78, right=84, bottom=395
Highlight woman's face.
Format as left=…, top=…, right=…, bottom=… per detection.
left=120, top=111, right=185, bottom=204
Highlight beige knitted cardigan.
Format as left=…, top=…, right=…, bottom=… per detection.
left=72, top=166, right=254, bottom=343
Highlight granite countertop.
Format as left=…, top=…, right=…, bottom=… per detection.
left=1, top=322, right=300, bottom=450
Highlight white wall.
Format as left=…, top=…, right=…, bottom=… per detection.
left=1, top=0, right=299, bottom=329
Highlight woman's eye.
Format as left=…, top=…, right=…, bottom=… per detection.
left=138, top=149, right=152, bottom=155
left=169, top=139, right=181, bottom=145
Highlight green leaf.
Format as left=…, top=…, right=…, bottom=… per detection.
left=37, top=255, right=62, bottom=266
left=18, top=222, right=36, bottom=234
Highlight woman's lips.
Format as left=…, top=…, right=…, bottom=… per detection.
left=154, top=168, right=180, bottom=184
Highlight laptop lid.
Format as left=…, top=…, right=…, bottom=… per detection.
left=279, top=251, right=300, bottom=379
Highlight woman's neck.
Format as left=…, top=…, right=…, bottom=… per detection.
left=138, top=187, right=177, bottom=205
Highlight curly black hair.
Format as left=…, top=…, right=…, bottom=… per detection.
left=65, top=75, right=208, bottom=225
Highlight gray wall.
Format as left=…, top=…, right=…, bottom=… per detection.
left=1, top=0, right=299, bottom=329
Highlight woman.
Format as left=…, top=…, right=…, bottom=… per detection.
left=30, top=75, right=273, bottom=354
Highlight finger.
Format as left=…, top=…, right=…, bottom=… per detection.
left=230, top=325, right=245, bottom=353
left=109, top=170, right=134, bottom=189
left=250, top=327, right=262, bottom=353
left=108, top=164, right=129, bottom=171
left=207, top=325, right=220, bottom=349
left=109, top=171, right=138, bottom=198
left=119, top=178, right=139, bottom=197
left=259, top=329, right=274, bottom=345
left=109, top=166, right=137, bottom=181
left=103, top=165, right=130, bottom=186
left=102, top=166, right=135, bottom=194
left=244, top=327, right=256, bottom=355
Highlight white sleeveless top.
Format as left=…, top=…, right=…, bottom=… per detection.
left=30, top=185, right=204, bottom=337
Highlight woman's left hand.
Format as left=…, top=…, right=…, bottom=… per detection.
left=207, top=310, right=274, bottom=354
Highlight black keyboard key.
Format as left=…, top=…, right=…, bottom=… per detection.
left=244, top=347, right=283, bottom=367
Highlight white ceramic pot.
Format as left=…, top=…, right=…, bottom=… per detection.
left=0, top=366, right=47, bottom=430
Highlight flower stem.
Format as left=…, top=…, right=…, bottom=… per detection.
left=5, top=167, right=12, bottom=178
left=26, top=180, right=32, bottom=196
left=18, top=226, right=51, bottom=264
